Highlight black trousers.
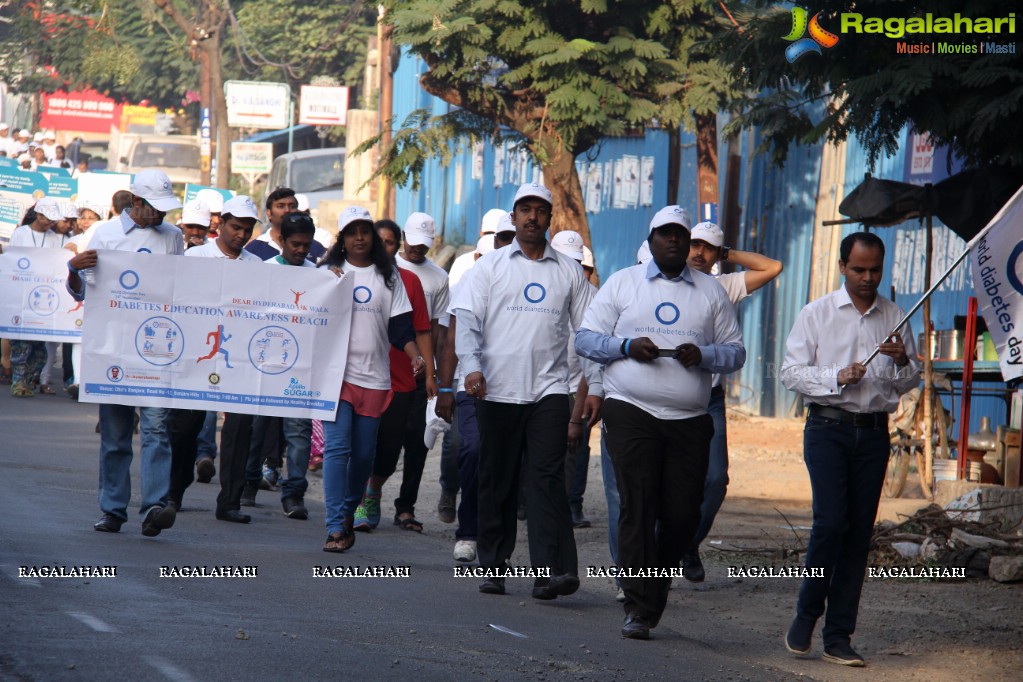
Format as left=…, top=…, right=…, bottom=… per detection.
left=217, top=412, right=253, bottom=514
left=476, top=394, right=577, bottom=576
left=168, top=408, right=207, bottom=505
left=602, top=398, right=713, bottom=624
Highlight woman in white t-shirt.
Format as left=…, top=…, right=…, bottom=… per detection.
left=317, top=207, right=422, bottom=552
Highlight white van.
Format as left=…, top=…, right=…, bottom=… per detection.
left=114, top=133, right=201, bottom=186
left=262, top=147, right=345, bottom=221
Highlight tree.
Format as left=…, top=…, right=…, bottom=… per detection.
left=717, top=0, right=1023, bottom=168
left=366, top=1, right=738, bottom=259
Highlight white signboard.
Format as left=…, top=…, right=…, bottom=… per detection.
left=225, top=80, right=290, bottom=130
left=0, top=247, right=84, bottom=342
left=299, top=85, right=349, bottom=126
left=80, top=251, right=354, bottom=419
left=231, top=142, right=274, bottom=175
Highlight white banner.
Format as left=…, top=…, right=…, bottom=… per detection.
left=970, top=183, right=1023, bottom=380
left=0, top=247, right=83, bottom=341
left=79, top=251, right=354, bottom=418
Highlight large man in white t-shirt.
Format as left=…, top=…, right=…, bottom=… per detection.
left=456, top=183, right=600, bottom=599
left=681, top=221, right=784, bottom=581
left=66, top=170, right=184, bottom=537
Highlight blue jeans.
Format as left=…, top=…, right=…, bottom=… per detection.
left=439, top=396, right=461, bottom=495
left=796, top=414, right=889, bottom=647
left=600, top=431, right=620, bottom=567
left=98, top=404, right=172, bottom=520
left=690, top=388, right=728, bottom=549
left=279, top=418, right=311, bottom=500
left=196, top=411, right=218, bottom=460
left=322, top=401, right=381, bottom=534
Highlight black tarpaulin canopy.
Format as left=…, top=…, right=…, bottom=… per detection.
left=838, top=166, right=1023, bottom=239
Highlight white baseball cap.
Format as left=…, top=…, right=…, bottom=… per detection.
left=513, top=182, right=553, bottom=207
left=295, top=193, right=310, bottom=212
left=551, top=230, right=584, bottom=261
left=582, top=245, right=594, bottom=269
left=17, top=153, right=31, bottom=164
left=475, top=234, right=496, bottom=256
left=33, top=132, right=44, bottom=143
left=181, top=199, right=212, bottom=227
left=0, top=123, right=8, bottom=131
left=130, top=170, right=182, bottom=211
left=77, top=200, right=107, bottom=219
left=43, top=130, right=56, bottom=141
left=338, top=206, right=374, bottom=232
left=494, top=212, right=515, bottom=235
left=34, top=197, right=64, bottom=222
left=690, top=221, right=723, bottom=248
left=195, top=188, right=224, bottom=214
left=17, top=129, right=31, bottom=138
left=480, top=208, right=507, bottom=235
left=61, top=201, right=79, bottom=220
left=648, top=205, right=692, bottom=233
left=403, top=212, right=436, bottom=247
left=221, top=195, right=259, bottom=221
left=637, top=240, right=652, bottom=264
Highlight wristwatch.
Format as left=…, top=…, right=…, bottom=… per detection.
left=720, top=246, right=731, bottom=261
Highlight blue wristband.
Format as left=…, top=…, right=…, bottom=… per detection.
left=438, top=387, right=455, bottom=394
left=624, top=339, right=632, bottom=357
left=68, top=262, right=81, bottom=274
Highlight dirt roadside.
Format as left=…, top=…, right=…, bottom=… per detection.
left=571, top=410, right=1023, bottom=681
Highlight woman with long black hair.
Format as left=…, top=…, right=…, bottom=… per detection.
left=317, top=207, right=422, bottom=552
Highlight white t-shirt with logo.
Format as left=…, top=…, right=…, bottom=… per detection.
left=340, top=260, right=412, bottom=390
left=455, top=239, right=594, bottom=404
left=9, top=226, right=67, bottom=249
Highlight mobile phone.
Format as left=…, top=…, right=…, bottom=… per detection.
left=657, top=348, right=676, bottom=357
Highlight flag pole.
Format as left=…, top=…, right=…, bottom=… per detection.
left=861, top=181, right=1023, bottom=367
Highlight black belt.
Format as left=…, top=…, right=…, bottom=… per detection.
left=807, top=404, right=887, bottom=429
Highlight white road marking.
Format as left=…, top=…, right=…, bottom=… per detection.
left=65, top=611, right=118, bottom=633
left=142, top=656, right=199, bottom=682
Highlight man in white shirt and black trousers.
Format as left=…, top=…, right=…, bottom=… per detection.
left=456, top=182, right=600, bottom=599
left=780, top=231, right=918, bottom=667
left=576, top=205, right=745, bottom=640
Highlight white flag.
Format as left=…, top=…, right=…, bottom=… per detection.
left=970, top=183, right=1023, bottom=380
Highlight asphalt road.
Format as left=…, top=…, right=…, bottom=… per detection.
left=0, top=385, right=807, bottom=682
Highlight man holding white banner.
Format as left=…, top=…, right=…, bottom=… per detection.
left=970, top=184, right=1023, bottom=382
left=67, top=169, right=184, bottom=537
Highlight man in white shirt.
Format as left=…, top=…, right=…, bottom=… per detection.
left=575, top=205, right=745, bottom=640
left=780, top=231, right=918, bottom=667
left=681, top=221, right=784, bottom=581
left=66, top=169, right=184, bottom=538
left=183, top=196, right=263, bottom=524
left=456, top=183, right=600, bottom=599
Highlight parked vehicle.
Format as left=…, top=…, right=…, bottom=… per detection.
left=261, top=147, right=345, bottom=221
left=112, top=132, right=201, bottom=186
left=66, top=138, right=110, bottom=171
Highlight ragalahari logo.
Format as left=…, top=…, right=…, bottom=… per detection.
left=783, top=7, right=839, bottom=62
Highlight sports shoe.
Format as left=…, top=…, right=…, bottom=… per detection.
left=353, top=504, right=373, bottom=532
left=363, top=493, right=381, bottom=529
left=453, top=540, right=477, bottom=562
left=259, top=465, right=279, bottom=490
left=823, top=641, right=865, bottom=667
left=437, top=490, right=456, bottom=524
left=682, top=549, right=705, bottom=582
left=195, top=457, right=215, bottom=483
left=785, top=616, right=815, bottom=656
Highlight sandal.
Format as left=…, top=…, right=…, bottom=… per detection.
left=322, top=529, right=355, bottom=553
left=11, top=383, right=34, bottom=398
left=394, top=512, right=423, bottom=533
left=39, top=385, right=56, bottom=395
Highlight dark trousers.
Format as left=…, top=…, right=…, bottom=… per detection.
left=602, top=398, right=713, bottom=624
left=62, top=343, right=73, bottom=385
left=218, top=412, right=253, bottom=513
left=439, top=399, right=461, bottom=495
left=373, top=390, right=416, bottom=480
left=454, top=391, right=480, bottom=540
left=168, top=408, right=207, bottom=505
left=476, top=394, right=577, bottom=575
left=247, top=416, right=283, bottom=481
left=796, top=415, right=889, bottom=646
left=373, top=383, right=429, bottom=516
left=564, top=393, right=591, bottom=509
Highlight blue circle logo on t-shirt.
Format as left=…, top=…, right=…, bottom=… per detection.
left=353, top=286, right=373, bottom=304
left=524, top=283, right=546, bottom=304
left=655, top=302, right=680, bottom=326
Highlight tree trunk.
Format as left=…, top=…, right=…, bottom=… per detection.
left=541, top=145, right=596, bottom=279
left=207, top=40, right=230, bottom=189
left=695, top=112, right=719, bottom=221
left=666, top=124, right=681, bottom=205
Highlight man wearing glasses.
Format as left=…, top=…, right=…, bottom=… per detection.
left=67, top=170, right=184, bottom=537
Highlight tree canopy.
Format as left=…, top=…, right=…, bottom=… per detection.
left=718, top=0, right=1023, bottom=168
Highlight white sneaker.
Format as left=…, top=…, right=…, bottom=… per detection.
left=615, top=587, right=626, bottom=602
left=453, top=540, right=477, bottom=563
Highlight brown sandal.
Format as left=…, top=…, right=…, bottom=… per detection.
left=322, top=530, right=355, bottom=553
